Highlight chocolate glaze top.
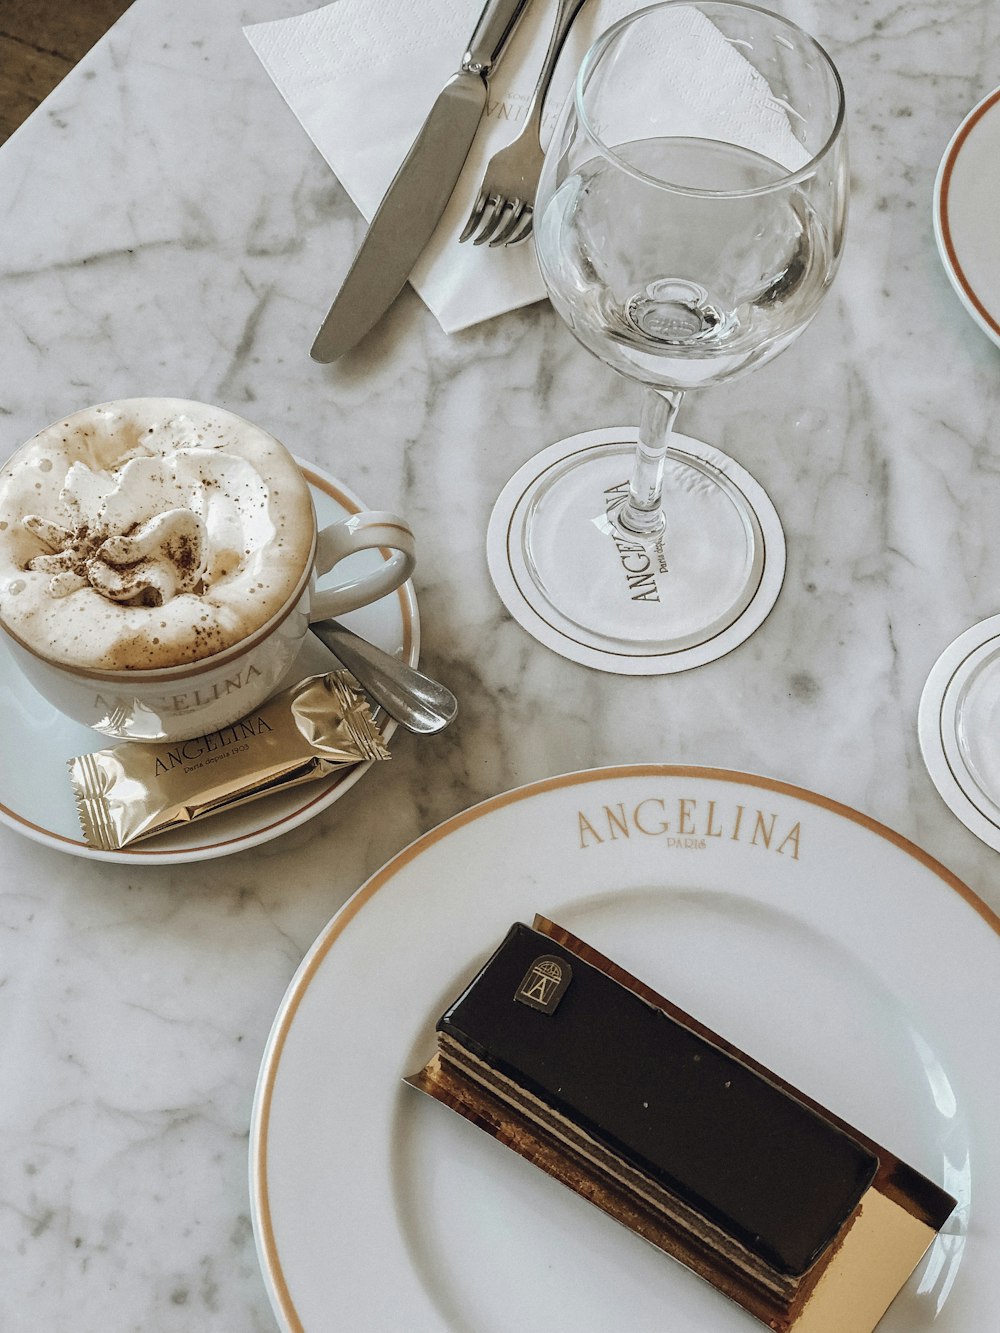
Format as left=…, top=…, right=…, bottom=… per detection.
left=440, top=923, right=878, bottom=1278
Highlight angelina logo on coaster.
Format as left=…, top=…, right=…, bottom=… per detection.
left=602, top=482, right=668, bottom=604
left=576, top=792, right=803, bottom=861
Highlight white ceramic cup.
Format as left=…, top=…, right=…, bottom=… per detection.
left=0, top=400, right=416, bottom=742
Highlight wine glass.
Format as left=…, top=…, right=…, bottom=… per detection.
left=495, top=0, right=847, bottom=669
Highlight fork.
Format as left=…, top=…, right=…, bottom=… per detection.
left=460, top=0, right=589, bottom=247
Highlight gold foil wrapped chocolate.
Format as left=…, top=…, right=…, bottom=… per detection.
left=69, top=672, right=389, bottom=850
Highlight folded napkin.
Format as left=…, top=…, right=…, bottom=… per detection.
left=245, top=0, right=807, bottom=335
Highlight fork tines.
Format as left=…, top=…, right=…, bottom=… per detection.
left=460, top=194, right=534, bottom=247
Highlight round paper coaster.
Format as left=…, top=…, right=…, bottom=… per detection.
left=486, top=428, right=785, bottom=675
left=919, top=614, right=1000, bottom=851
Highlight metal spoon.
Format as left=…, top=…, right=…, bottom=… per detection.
left=309, top=619, right=458, bottom=735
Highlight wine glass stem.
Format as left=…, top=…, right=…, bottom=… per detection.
left=617, top=388, right=684, bottom=539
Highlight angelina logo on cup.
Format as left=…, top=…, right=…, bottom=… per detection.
left=0, top=397, right=415, bottom=742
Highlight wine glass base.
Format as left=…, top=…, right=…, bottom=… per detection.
left=919, top=614, right=1000, bottom=849
left=486, top=427, right=785, bottom=675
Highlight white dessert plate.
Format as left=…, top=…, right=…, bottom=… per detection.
left=251, top=765, right=997, bottom=1332
left=934, top=86, right=1000, bottom=346
left=0, top=461, right=418, bottom=865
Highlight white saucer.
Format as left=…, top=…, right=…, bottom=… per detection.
left=251, top=764, right=997, bottom=1331
left=0, top=461, right=419, bottom=864
left=919, top=614, right=1000, bottom=851
left=933, top=86, right=1000, bottom=346
left=487, top=428, right=785, bottom=674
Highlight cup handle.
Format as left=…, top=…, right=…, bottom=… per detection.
left=308, top=511, right=415, bottom=621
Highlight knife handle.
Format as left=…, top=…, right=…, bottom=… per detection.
left=463, top=0, right=532, bottom=76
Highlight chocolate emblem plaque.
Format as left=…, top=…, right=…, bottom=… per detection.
left=515, top=955, right=572, bottom=1014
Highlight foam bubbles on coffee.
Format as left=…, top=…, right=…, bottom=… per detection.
left=0, top=400, right=315, bottom=671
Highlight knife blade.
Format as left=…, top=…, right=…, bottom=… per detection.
left=310, top=0, right=532, bottom=363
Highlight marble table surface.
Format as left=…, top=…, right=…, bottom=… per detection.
left=2, top=0, right=999, bottom=1327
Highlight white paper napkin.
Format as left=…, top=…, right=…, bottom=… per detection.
left=244, top=0, right=807, bottom=335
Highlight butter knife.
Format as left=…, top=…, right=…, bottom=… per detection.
left=310, top=0, right=532, bottom=363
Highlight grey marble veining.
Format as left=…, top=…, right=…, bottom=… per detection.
left=1, top=0, right=1000, bottom=1326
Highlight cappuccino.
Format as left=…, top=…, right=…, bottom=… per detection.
left=0, top=400, right=315, bottom=671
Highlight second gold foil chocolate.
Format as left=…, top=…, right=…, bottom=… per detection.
left=69, top=672, right=389, bottom=850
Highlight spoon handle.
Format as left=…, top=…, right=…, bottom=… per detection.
left=309, top=620, right=458, bottom=735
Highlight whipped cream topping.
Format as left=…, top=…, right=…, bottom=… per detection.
left=25, top=472, right=212, bottom=607
left=0, top=400, right=315, bottom=671
left=73, top=509, right=208, bottom=605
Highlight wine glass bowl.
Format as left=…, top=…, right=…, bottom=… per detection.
left=535, top=1, right=847, bottom=394
left=537, top=138, right=844, bottom=392
left=491, top=1, right=848, bottom=669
